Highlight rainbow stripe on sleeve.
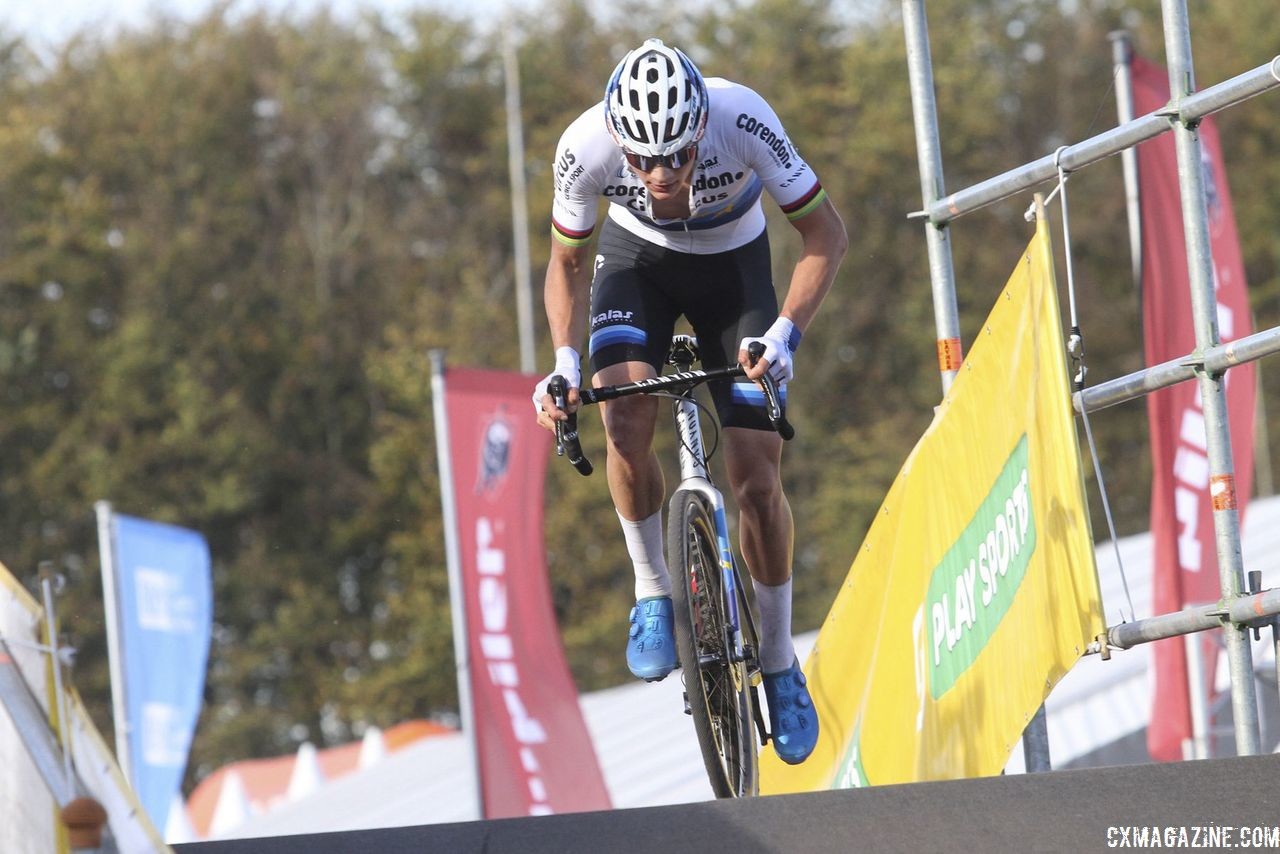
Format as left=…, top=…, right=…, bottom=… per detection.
left=780, top=182, right=827, bottom=222
left=552, top=219, right=594, bottom=247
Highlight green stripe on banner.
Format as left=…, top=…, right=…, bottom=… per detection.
left=925, top=434, right=1037, bottom=699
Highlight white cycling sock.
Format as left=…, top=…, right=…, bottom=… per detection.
left=618, top=509, right=671, bottom=600
left=753, top=577, right=797, bottom=674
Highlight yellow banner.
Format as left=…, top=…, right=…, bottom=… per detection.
left=762, top=215, right=1104, bottom=792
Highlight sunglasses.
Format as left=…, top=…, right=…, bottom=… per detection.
left=623, top=144, right=698, bottom=173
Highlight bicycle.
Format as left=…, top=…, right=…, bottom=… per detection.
left=547, top=336, right=793, bottom=798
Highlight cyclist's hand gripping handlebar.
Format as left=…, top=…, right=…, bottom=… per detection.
left=746, top=341, right=796, bottom=441
left=547, top=375, right=593, bottom=476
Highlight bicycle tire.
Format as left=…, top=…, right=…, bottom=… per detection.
left=668, top=489, right=758, bottom=798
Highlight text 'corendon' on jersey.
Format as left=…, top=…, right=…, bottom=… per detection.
left=734, top=113, right=794, bottom=168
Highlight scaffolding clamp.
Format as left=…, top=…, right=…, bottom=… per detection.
left=1093, top=631, right=1112, bottom=661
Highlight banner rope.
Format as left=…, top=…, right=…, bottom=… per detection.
left=1037, top=148, right=1137, bottom=623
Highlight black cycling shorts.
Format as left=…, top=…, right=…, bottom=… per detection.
left=587, top=218, right=783, bottom=431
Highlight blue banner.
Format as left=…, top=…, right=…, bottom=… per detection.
left=112, top=514, right=212, bottom=831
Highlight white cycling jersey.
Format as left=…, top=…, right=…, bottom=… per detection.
left=550, top=78, right=827, bottom=255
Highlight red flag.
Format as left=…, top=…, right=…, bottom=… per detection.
left=441, top=366, right=612, bottom=817
left=1132, top=55, right=1255, bottom=761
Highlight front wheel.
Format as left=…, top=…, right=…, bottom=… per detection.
left=668, top=489, right=758, bottom=798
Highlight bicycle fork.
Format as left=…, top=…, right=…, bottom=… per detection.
left=671, top=394, right=748, bottom=670
left=670, top=363, right=771, bottom=749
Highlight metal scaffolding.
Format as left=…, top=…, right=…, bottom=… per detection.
left=901, top=0, right=1280, bottom=764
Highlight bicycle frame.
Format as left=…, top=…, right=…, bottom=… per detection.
left=666, top=354, right=749, bottom=668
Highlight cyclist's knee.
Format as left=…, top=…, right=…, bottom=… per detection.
left=725, top=431, right=782, bottom=504
left=730, top=464, right=784, bottom=512
left=602, top=396, right=658, bottom=459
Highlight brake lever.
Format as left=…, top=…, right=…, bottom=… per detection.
left=547, top=375, right=593, bottom=475
left=745, top=341, right=796, bottom=441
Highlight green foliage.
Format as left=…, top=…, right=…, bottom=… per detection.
left=0, top=0, right=1276, bottom=790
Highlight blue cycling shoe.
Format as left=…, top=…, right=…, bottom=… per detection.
left=763, top=658, right=819, bottom=765
left=627, top=596, right=679, bottom=682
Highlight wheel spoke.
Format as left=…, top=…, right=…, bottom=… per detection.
left=690, top=518, right=743, bottom=777
left=670, top=492, right=756, bottom=797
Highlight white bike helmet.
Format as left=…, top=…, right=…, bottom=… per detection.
left=604, top=38, right=708, bottom=159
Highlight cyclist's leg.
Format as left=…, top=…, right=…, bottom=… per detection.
left=589, top=220, right=676, bottom=532
left=687, top=229, right=819, bottom=762
left=593, top=362, right=664, bottom=523
left=591, top=221, right=680, bottom=680
left=682, top=229, right=792, bottom=590
left=723, top=427, right=791, bottom=588
left=724, top=428, right=816, bottom=764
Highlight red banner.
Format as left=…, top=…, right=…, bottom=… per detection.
left=441, top=366, right=612, bottom=817
left=1133, top=55, right=1255, bottom=761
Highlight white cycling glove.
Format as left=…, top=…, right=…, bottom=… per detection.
left=740, top=317, right=801, bottom=385
left=532, top=346, right=582, bottom=414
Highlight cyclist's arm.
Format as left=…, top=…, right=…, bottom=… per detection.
left=738, top=196, right=847, bottom=380
left=545, top=236, right=592, bottom=355
left=779, top=196, right=847, bottom=333
left=536, top=236, right=593, bottom=425
left=723, top=84, right=846, bottom=373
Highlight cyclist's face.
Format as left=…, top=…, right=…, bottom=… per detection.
left=626, top=155, right=697, bottom=201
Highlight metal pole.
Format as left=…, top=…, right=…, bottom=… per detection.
left=94, top=500, right=132, bottom=787
left=1273, top=619, right=1280, bottom=741
left=504, top=22, right=536, bottom=374
left=1074, top=325, right=1280, bottom=414
left=1099, top=585, right=1280, bottom=651
left=1161, top=0, right=1260, bottom=757
left=0, top=638, right=83, bottom=805
left=429, top=349, right=484, bottom=818
left=39, top=564, right=75, bottom=801
left=901, top=0, right=962, bottom=394
left=1183, top=631, right=1210, bottom=759
left=926, top=58, right=1279, bottom=224
left=0, top=640, right=113, bottom=852
left=1109, top=32, right=1143, bottom=316
left=1248, top=569, right=1280, bottom=751
left=1254, top=367, right=1274, bottom=497
left=1021, top=704, right=1051, bottom=772
left=902, top=0, right=1049, bottom=762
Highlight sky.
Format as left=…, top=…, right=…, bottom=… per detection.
left=2, top=0, right=491, bottom=50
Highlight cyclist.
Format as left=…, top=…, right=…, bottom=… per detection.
left=533, top=38, right=847, bottom=765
